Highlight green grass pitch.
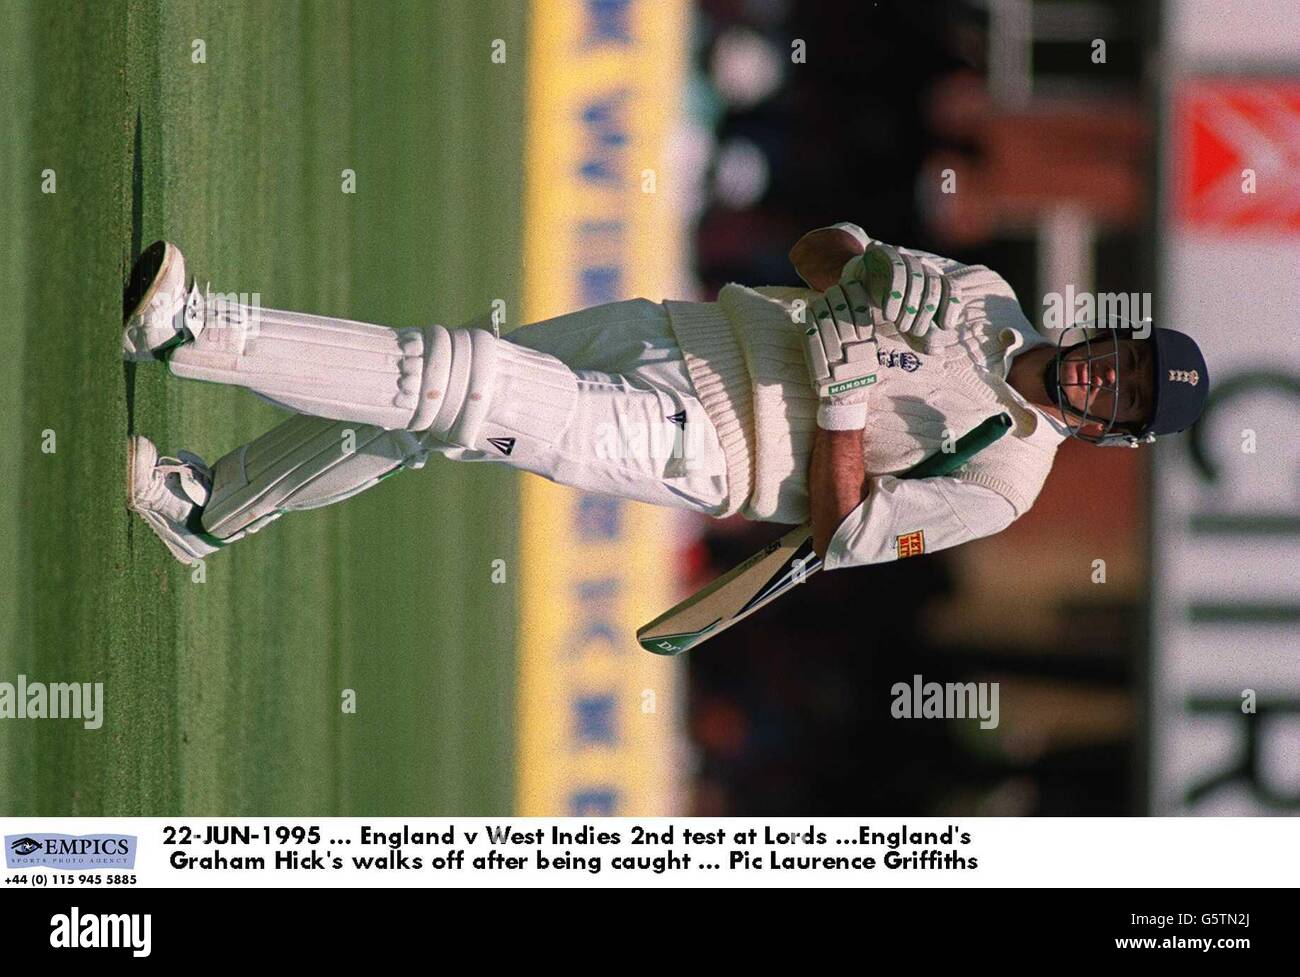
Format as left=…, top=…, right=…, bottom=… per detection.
left=0, top=0, right=526, bottom=815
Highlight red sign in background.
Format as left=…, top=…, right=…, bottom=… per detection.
left=1173, top=80, right=1300, bottom=233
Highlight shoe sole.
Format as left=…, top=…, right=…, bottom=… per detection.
left=123, top=241, right=172, bottom=325
left=125, top=435, right=152, bottom=511
left=122, top=242, right=183, bottom=361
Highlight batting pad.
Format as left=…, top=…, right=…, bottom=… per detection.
left=200, top=413, right=429, bottom=540
left=168, top=296, right=434, bottom=430
left=472, top=338, right=579, bottom=452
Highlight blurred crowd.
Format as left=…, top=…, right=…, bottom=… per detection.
left=688, top=0, right=968, bottom=293
left=680, top=0, right=1155, bottom=815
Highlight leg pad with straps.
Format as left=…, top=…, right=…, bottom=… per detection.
left=200, top=413, right=429, bottom=541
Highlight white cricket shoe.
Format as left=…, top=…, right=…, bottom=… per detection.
left=122, top=241, right=203, bottom=361
left=127, top=435, right=221, bottom=564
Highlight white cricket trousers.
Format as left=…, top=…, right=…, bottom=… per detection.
left=437, top=298, right=731, bottom=514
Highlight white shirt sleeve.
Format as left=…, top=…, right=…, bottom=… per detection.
left=822, top=475, right=1017, bottom=569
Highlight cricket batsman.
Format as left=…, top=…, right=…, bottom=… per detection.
left=122, top=223, right=1209, bottom=567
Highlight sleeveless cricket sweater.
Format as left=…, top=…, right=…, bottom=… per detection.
left=664, top=259, right=1060, bottom=524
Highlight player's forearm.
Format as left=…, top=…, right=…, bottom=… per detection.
left=809, top=426, right=869, bottom=560
left=789, top=227, right=866, bottom=291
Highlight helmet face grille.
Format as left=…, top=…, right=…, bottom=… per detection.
left=1047, top=317, right=1156, bottom=448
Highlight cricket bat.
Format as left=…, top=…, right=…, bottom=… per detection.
left=637, top=412, right=1013, bottom=655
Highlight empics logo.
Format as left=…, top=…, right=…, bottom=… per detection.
left=5, top=833, right=137, bottom=870
left=49, top=907, right=151, bottom=958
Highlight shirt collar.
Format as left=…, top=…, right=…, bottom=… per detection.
left=997, top=326, right=1069, bottom=444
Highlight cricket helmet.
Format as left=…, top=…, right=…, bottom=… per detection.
left=1044, top=316, right=1210, bottom=447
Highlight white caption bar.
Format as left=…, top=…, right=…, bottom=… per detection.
left=2, top=817, right=1296, bottom=888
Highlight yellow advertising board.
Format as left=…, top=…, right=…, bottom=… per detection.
left=516, top=0, right=690, bottom=815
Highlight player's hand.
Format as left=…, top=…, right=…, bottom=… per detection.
left=802, top=279, right=879, bottom=430
left=789, top=225, right=868, bottom=291
left=839, top=242, right=961, bottom=337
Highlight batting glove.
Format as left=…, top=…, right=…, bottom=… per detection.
left=803, top=279, right=879, bottom=430
left=840, top=243, right=961, bottom=337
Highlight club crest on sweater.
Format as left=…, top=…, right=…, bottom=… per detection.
left=896, top=530, right=926, bottom=558
left=877, top=348, right=923, bottom=372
